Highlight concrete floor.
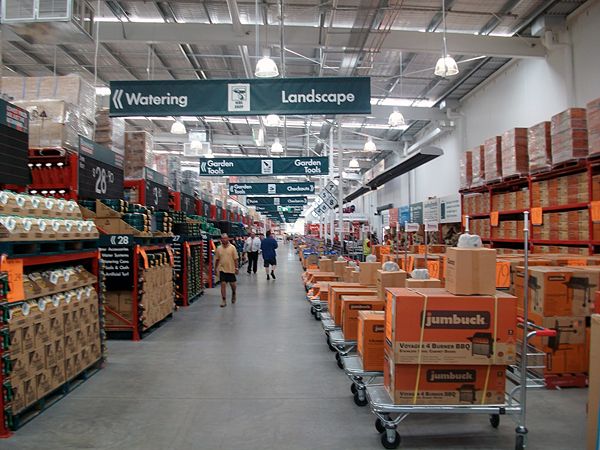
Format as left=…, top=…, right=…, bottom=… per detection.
left=4, top=244, right=588, bottom=449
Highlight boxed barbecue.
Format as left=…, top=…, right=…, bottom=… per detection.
left=484, top=136, right=502, bottom=182
left=357, top=311, right=385, bottom=371
left=503, top=128, right=530, bottom=179
left=340, top=296, right=384, bottom=340
left=551, top=108, right=588, bottom=164
left=329, top=287, right=378, bottom=326
left=445, top=247, right=496, bottom=295
left=376, top=269, right=407, bottom=300
left=385, top=288, right=517, bottom=365
left=383, top=354, right=506, bottom=405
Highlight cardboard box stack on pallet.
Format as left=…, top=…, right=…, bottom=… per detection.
left=459, top=150, right=472, bottom=190
left=7, top=279, right=102, bottom=413
left=501, top=128, right=528, bottom=178
left=3, top=75, right=96, bottom=151
left=124, top=131, right=154, bottom=179
left=484, top=136, right=502, bottom=183
left=471, top=145, right=485, bottom=188
left=383, top=247, right=518, bottom=404
left=587, top=97, right=600, bottom=156
left=528, top=121, right=552, bottom=173
left=513, top=262, right=598, bottom=378
left=551, top=108, right=588, bottom=165
left=94, top=109, right=125, bottom=155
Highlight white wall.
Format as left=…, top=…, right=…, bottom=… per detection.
left=352, top=0, right=600, bottom=226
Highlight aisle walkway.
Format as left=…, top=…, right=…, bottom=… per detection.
left=5, top=244, right=587, bottom=449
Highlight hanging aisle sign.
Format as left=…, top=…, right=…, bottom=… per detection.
left=228, top=182, right=315, bottom=195
left=144, top=168, right=170, bottom=211
left=246, top=196, right=307, bottom=206
left=109, top=77, right=371, bottom=117
left=78, top=136, right=124, bottom=200
left=200, top=157, right=328, bottom=176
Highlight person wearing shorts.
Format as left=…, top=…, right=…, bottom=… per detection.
left=261, top=230, right=279, bottom=280
left=214, top=233, right=239, bottom=307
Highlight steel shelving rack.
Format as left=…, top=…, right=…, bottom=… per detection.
left=172, top=236, right=204, bottom=307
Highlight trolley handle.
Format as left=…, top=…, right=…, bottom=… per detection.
left=517, top=317, right=557, bottom=337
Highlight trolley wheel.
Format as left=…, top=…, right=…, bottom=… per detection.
left=350, top=383, right=357, bottom=394
left=328, top=342, right=336, bottom=351
left=375, top=418, right=385, bottom=434
left=315, top=312, right=321, bottom=321
left=515, top=435, right=525, bottom=450
left=380, top=431, right=401, bottom=449
left=310, top=306, right=316, bottom=316
left=337, top=357, right=344, bottom=369
left=489, top=414, right=500, bottom=428
left=353, top=390, right=368, bottom=407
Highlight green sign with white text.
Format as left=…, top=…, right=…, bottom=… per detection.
left=228, top=182, right=315, bottom=195
left=246, top=196, right=307, bottom=206
left=200, top=157, right=328, bottom=176
left=109, top=77, right=371, bottom=117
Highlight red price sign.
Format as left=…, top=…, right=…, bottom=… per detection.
left=427, top=260, right=440, bottom=279
left=496, top=261, right=510, bottom=289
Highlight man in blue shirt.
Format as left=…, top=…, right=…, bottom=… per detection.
left=261, top=230, right=279, bottom=280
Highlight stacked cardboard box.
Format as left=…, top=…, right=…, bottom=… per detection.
left=469, top=218, right=490, bottom=239
left=8, top=286, right=102, bottom=414
left=491, top=189, right=530, bottom=212
left=462, top=192, right=490, bottom=216
left=471, top=145, right=485, bottom=187
left=124, top=131, right=154, bottom=179
left=528, top=121, right=552, bottom=172
left=551, top=108, right=588, bottom=164
left=383, top=287, right=516, bottom=405
left=501, top=128, right=528, bottom=178
left=341, top=296, right=384, bottom=340
left=484, top=136, right=502, bottom=182
left=357, top=311, right=385, bottom=371
left=533, top=210, right=589, bottom=241
left=492, top=220, right=525, bottom=240
left=94, top=109, right=125, bottom=155
left=15, top=99, right=94, bottom=150
left=329, top=286, right=378, bottom=326
left=536, top=245, right=589, bottom=255
left=459, top=150, right=472, bottom=190
left=587, top=97, right=600, bottom=156
left=142, top=264, right=175, bottom=329
left=531, top=172, right=588, bottom=207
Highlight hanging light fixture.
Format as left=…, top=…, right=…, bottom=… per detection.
left=265, top=114, right=281, bottom=127
left=270, top=137, right=283, bottom=153
left=348, top=157, right=360, bottom=170
left=364, top=137, right=377, bottom=152
left=388, top=108, right=406, bottom=127
left=434, top=0, right=459, bottom=78
left=170, top=119, right=186, bottom=135
left=190, top=140, right=202, bottom=151
left=255, top=55, right=279, bottom=78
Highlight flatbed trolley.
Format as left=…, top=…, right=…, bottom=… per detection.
left=328, top=329, right=356, bottom=369
left=342, top=355, right=384, bottom=407
left=366, top=213, right=554, bottom=449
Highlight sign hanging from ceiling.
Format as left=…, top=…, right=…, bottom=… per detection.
left=246, top=196, right=307, bottom=206
left=78, top=136, right=124, bottom=201
left=109, top=77, right=371, bottom=117
left=254, top=204, right=304, bottom=212
left=229, top=182, right=315, bottom=195
left=200, top=157, right=328, bottom=176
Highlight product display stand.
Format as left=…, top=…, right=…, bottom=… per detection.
left=172, top=236, right=204, bottom=307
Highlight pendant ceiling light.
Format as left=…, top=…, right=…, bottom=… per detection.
left=255, top=55, right=279, bottom=78
left=265, top=114, right=281, bottom=127
left=190, top=140, right=202, bottom=150
left=348, top=157, right=360, bottom=169
left=388, top=108, right=406, bottom=127
left=434, top=0, right=459, bottom=78
left=170, top=119, right=186, bottom=135
left=364, top=137, right=377, bottom=152
left=270, top=137, right=283, bottom=153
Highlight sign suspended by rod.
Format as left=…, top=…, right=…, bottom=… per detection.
left=200, top=157, right=328, bottom=176
left=228, top=182, right=315, bottom=195
left=246, top=196, right=307, bottom=206
left=109, top=77, right=371, bottom=117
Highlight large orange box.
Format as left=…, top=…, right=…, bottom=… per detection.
left=343, top=266, right=356, bottom=283
left=330, top=287, right=378, bottom=325
left=519, top=267, right=579, bottom=316
left=320, top=282, right=363, bottom=302
left=326, top=282, right=364, bottom=310
left=383, top=353, right=506, bottom=405
left=357, top=311, right=385, bottom=371
left=527, top=311, right=586, bottom=347
left=308, top=272, right=338, bottom=284
left=319, top=258, right=334, bottom=272
left=385, top=288, right=517, bottom=365
left=358, top=261, right=382, bottom=285
left=341, top=296, right=384, bottom=340
left=333, top=261, right=346, bottom=278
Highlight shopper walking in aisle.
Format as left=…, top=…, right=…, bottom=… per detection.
left=244, top=231, right=261, bottom=275
left=261, top=230, right=279, bottom=280
left=214, top=233, right=239, bottom=307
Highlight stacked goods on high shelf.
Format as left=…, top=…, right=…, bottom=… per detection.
left=484, top=136, right=502, bottom=183
left=94, top=109, right=125, bottom=155
left=587, top=98, right=600, bottom=156
left=154, top=155, right=182, bottom=191
left=492, top=219, right=525, bottom=240
left=0, top=192, right=98, bottom=242
left=471, top=145, right=485, bottom=188
left=104, top=249, right=174, bottom=333
left=501, top=128, right=528, bottom=178
left=2, top=75, right=95, bottom=152
left=531, top=172, right=588, bottom=206
left=551, top=108, right=588, bottom=164
left=462, top=192, right=490, bottom=215
left=533, top=210, right=589, bottom=241
left=491, top=190, right=529, bottom=211
left=384, top=247, right=518, bottom=404
left=124, top=132, right=153, bottom=179
left=171, top=212, right=204, bottom=306
left=469, top=218, right=490, bottom=240
left=528, top=122, right=552, bottom=173
left=459, top=151, right=472, bottom=190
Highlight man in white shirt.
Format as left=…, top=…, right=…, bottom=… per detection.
left=243, top=231, right=261, bottom=275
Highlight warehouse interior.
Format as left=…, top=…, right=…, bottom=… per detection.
left=0, top=0, right=600, bottom=449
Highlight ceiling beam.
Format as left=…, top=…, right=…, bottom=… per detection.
left=95, top=23, right=546, bottom=59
